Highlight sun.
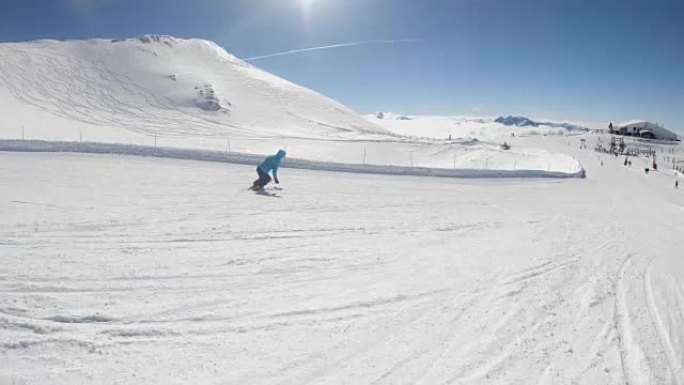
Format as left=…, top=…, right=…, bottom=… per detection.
left=299, top=0, right=319, bottom=23
left=300, top=0, right=318, bottom=6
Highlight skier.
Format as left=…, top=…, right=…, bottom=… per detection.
left=251, top=149, right=286, bottom=191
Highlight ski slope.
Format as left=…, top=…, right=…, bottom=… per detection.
left=2, top=136, right=683, bottom=384
left=0, top=36, right=583, bottom=176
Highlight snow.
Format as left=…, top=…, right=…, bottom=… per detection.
left=366, top=114, right=589, bottom=141
left=2, top=134, right=684, bottom=384
left=2, top=36, right=684, bottom=384
left=619, top=120, right=651, bottom=127
left=0, top=139, right=585, bottom=179
left=0, top=36, right=385, bottom=141
left=0, top=37, right=583, bottom=176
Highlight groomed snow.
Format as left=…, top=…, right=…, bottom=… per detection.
left=2, top=136, right=683, bottom=384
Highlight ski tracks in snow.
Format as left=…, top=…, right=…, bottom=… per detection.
left=643, top=259, right=684, bottom=385
left=613, top=254, right=684, bottom=385
left=2, top=150, right=684, bottom=384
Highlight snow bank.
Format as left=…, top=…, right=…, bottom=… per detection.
left=0, top=140, right=586, bottom=179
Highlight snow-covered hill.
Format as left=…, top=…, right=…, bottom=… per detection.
left=0, top=35, right=385, bottom=141
left=0, top=36, right=584, bottom=176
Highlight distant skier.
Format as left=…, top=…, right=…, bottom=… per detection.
left=676, top=180, right=679, bottom=189
left=251, top=149, right=286, bottom=191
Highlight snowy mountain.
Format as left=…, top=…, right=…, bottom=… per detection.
left=495, top=115, right=589, bottom=132
left=374, top=111, right=413, bottom=120
left=0, top=35, right=386, bottom=141
left=495, top=115, right=540, bottom=127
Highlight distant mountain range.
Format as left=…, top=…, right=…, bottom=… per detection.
left=374, top=112, right=412, bottom=121
left=495, top=115, right=588, bottom=132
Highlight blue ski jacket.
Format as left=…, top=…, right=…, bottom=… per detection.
left=258, top=150, right=287, bottom=180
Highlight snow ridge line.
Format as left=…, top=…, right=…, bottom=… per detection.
left=0, top=140, right=586, bottom=179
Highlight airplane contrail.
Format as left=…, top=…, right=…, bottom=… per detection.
left=243, top=39, right=424, bottom=61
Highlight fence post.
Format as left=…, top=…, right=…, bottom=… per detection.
left=410, top=151, right=414, bottom=167
left=227, top=138, right=231, bottom=153
left=22, top=125, right=24, bottom=140
left=363, top=147, right=367, bottom=165
left=453, top=153, right=456, bottom=169
left=154, top=132, right=157, bottom=147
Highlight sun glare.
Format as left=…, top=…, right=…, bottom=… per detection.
left=300, top=0, right=318, bottom=23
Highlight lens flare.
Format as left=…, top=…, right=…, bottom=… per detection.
left=300, top=0, right=317, bottom=23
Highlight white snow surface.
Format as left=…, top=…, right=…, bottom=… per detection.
left=0, top=35, right=385, bottom=140
left=0, top=140, right=584, bottom=179
left=0, top=36, right=583, bottom=176
left=2, top=135, right=684, bottom=384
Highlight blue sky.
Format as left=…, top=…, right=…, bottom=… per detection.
left=1, top=0, right=683, bottom=130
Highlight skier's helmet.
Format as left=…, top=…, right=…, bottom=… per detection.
left=277, top=149, right=287, bottom=157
